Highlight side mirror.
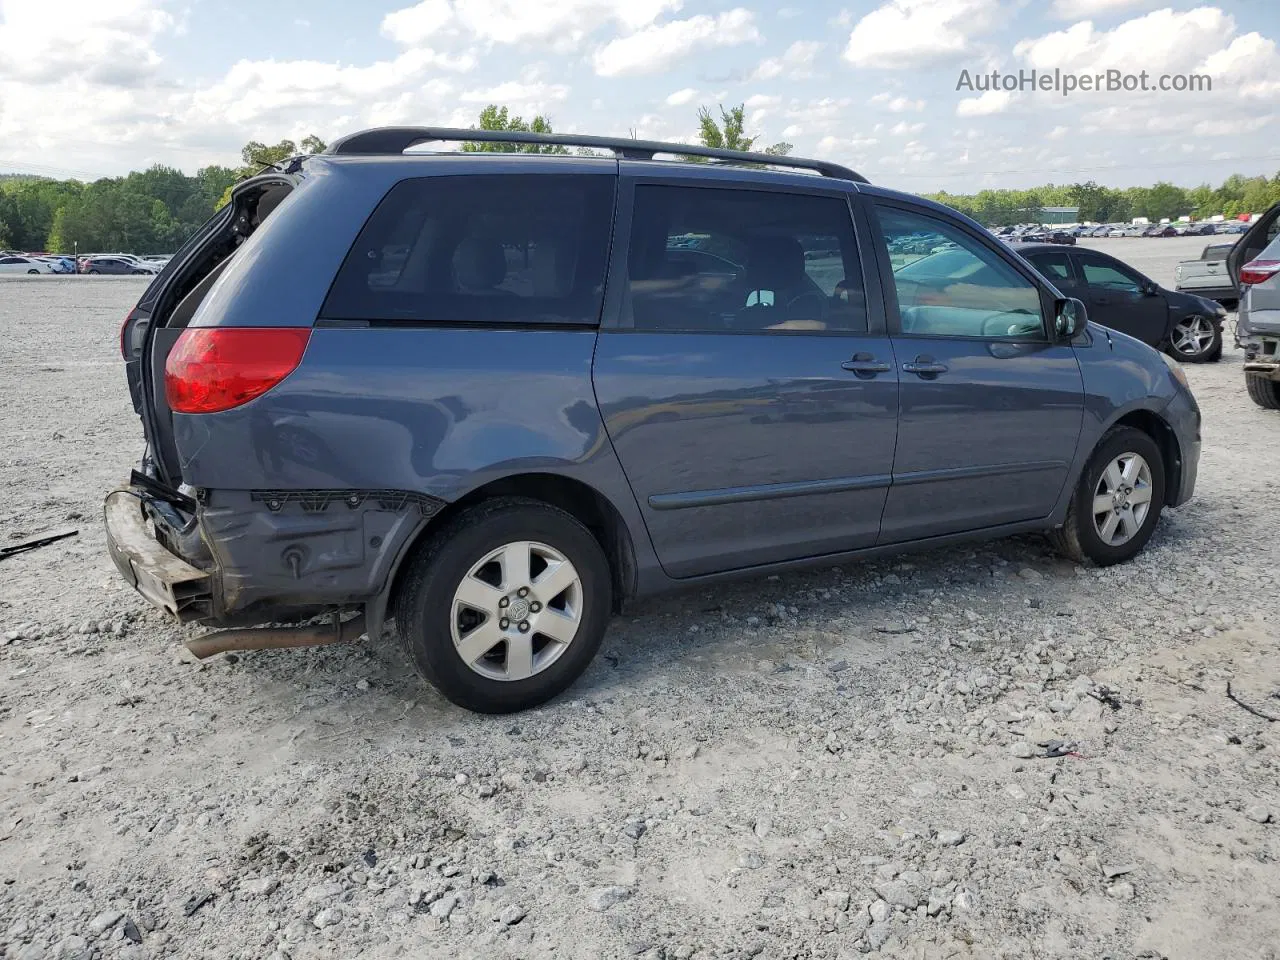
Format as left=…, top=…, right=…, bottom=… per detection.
left=1054, top=297, right=1087, bottom=340
left=1143, top=280, right=1159, bottom=296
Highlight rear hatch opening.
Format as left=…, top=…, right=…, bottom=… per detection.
left=118, top=177, right=296, bottom=551
left=123, top=178, right=296, bottom=493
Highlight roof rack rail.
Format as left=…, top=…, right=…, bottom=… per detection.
left=325, top=126, right=869, bottom=184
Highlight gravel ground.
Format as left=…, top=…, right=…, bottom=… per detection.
left=1, top=251, right=1278, bottom=960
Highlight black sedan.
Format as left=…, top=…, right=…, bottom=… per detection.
left=1011, top=242, right=1226, bottom=362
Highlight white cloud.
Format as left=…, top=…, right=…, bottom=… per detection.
left=592, top=9, right=760, bottom=77
left=751, top=40, right=823, bottom=80
left=844, top=0, right=1001, bottom=69
left=665, top=87, right=698, bottom=106
left=381, top=0, right=454, bottom=44
left=0, top=0, right=173, bottom=86
left=181, top=51, right=474, bottom=132
left=815, top=135, right=879, bottom=160
left=1047, top=124, right=1069, bottom=139
left=1049, top=0, right=1149, bottom=18
left=1014, top=7, right=1235, bottom=74
left=890, top=120, right=926, bottom=135
left=870, top=92, right=926, bottom=112
left=745, top=94, right=781, bottom=109
left=459, top=80, right=570, bottom=104
left=1200, top=32, right=1280, bottom=100
left=382, top=0, right=681, bottom=49
left=784, top=96, right=854, bottom=136
left=956, top=90, right=1013, bottom=116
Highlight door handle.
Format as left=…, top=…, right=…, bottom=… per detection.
left=842, top=353, right=892, bottom=378
left=902, top=356, right=948, bottom=378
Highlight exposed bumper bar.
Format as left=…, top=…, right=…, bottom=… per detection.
left=103, top=489, right=211, bottom=620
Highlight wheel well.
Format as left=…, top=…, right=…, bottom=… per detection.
left=1113, top=410, right=1181, bottom=505
left=388, top=473, right=636, bottom=617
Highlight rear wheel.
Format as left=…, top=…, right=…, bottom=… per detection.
left=1169, top=315, right=1222, bottom=363
left=1050, top=426, right=1165, bottom=566
left=87, top=269, right=100, bottom=275
left=1246, top=373, right=1280, bottom=410
left=26, top=269, right=38, bottom=275
left=393, top=497, right=612, bottom=713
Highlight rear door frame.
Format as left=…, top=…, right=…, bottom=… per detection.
left=592, top=170, right=901, bottom=576
left=1069, top=247, right=1170, bottom=346
left=599, top=169, right=889, bottom=335
left=1019, top=245, right=1083, bottom=296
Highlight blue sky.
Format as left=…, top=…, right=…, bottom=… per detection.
left=1, top=0, right=1277, bottom=191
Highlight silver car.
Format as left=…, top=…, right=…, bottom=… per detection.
left=1230, top=208, right=1280, bottom=408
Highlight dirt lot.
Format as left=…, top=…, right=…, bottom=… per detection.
left=2, top=242, right=1278, bottom=960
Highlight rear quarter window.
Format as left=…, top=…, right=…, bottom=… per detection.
left=321, top=174, right=616, bottom=326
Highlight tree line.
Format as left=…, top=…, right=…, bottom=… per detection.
left=0, top=137, right=327, bottom=254
left=4, top=105, right=1279, bottom=252
left=926, top=174, right=1280, bottom=227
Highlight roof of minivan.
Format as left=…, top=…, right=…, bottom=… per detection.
left=304, top=151, right=993, bottom=238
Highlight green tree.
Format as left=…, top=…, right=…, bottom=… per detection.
left=461, top=105, right=569, bottom=154
left=694, top=104, right=792, bottom=157
left=683, top=104, right=792, bottom=167
left=697, top=104, right=755, bottom=151
left=216, top=135, right=327, bottom=210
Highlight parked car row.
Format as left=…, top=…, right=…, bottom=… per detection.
left=0, top=253, right=74, bottom=274
left=78, top=253, right=170, bottom=275
left=992, top=225, right=1075, bottom=245
left=992, top=221, right=1249, bottom=242
left=0, top=250, right=171, bottom=275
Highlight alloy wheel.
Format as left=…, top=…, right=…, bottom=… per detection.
left=1091, top=452, right=1154, bottom=547
left=1171, top=316, right=1215, bottom=357
left=449, top=540, right=583, bottom=682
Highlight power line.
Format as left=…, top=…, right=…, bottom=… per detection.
left=0, top=158, right=105, bottom=180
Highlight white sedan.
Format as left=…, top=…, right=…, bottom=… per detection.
left=0, top=255, right=54, bottom=274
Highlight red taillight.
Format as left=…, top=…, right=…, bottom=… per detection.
left=165, top=327, right=311, bottom=414
left=1239, top=259, right=1280, bottom=286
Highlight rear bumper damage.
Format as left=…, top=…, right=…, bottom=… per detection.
left=104, top=489, right=212, bottom=620
left=104, top=481, right=444, bottom=638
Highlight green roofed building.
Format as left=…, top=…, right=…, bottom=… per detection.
left=1041, top=206, right=1081, bottom=225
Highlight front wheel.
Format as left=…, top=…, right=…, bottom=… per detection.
left=1246, top=373, right=1280, bottom=410
left=393, top=498, right=612, bottom=713
left=27, top=269, right=39, bottom=275
left=1169, top=315, right=1222, bottom=363
left=1050, top=426, right=1166, bottom=566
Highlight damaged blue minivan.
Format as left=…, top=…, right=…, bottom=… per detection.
left=107, top=127, right=1200, bottom=713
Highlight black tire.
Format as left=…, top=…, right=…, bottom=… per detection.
left=27, top=269, right=39, bottom=274
left=1049, top=426, right=1166, bottom=566
left=1246, top=373, right=1280, bottom=410
left=87, top=269, right=99, bottom=275
left=393, top=497, right=612, bottom=713
left=1168, top=315, right=1223, bottom=363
